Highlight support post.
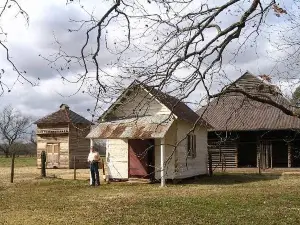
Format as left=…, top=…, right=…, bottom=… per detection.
left=90, top=139, right=94, bottom=185
left=266, top=143, right=269, bottom=169
left=10, top=153, right=15, bottom=183
left=288, top=143, right=291, bottom=168
left=73, top=156, right=76, bottom=180
left=270, top=144, right=273, bottom=169
left=208, top=152, right=213, bottom=177
left=41, top=151, right=46, bottom=178
left=160, top=138, right=166, bottom=187
left=257, top=139, right=261, bottom=175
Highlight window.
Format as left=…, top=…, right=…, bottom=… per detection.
left=187, top=134, right=196, bottom=158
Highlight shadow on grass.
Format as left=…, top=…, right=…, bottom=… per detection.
left=171, top=173, right=281, bottom=185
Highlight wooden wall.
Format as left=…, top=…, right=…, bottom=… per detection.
left=208, top=140, right=238, bottom=168
left=68, top=124, right=91, bottom=169
left=111, top=88, right=170, bottom=119
left=173, top=120, right=208, bottom=179
left=154, top=121, right=177, bottom=180
left=106, top=139, right=129, bottom=179
left=36, top=124, right=69, bottom=168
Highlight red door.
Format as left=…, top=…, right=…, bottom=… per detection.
left=128, top=139, right=154, bottom=178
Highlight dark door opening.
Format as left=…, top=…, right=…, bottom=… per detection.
left=238, top=142, right=257, bottom=167
left=292, top=141, right=300, bottom=167
left=272, top=141, right=288, bottom=167
left=128, top=139, right=155, bottom=180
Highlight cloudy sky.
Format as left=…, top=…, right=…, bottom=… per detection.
left=0, top=0, right=297, bottom=124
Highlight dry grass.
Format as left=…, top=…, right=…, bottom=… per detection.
left=1, top=159, right=300, bottom=224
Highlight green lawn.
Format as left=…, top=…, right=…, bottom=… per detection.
left=0, top=156, right=36, bottom=167
left=1, top=172, right=300, bottom=225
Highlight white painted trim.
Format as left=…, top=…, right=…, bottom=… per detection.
left=161, top=138, right=166, bottom=187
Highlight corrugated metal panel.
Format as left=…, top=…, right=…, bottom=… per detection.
left=87, top=115, right=174, bottom=139
left=198, top=73, right=300, bottom=131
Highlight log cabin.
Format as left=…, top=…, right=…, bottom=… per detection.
left=35, top=104, right=92, bottom=169
left=198, top=72, right=300, bottom=169
left=86, top=81, right=211, bottom=184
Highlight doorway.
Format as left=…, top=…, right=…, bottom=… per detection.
left=128, top=139, right=155, bottom=180
left=46, top=143, right=60, bottom=168
left=238, top=142, right=257, bottom=167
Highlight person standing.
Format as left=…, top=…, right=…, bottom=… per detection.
left=87, top=146, right=100, bottom=186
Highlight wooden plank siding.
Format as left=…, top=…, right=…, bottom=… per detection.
left=112, top=88, right=170, bottom=118
left=68, top=124, right=91, bottom=169
left=106, top=139, right=129, bottom=179
left=155, top=121, right=177, bottom=180
left=36, top=123, right=91, bottom=169
left=174, top=120, right=208, bottom=179
left=36, top=132, right=69, bottom=168
left=208, top=140, right=238, bottom=168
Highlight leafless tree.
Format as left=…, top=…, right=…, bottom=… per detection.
left=37, top=0, right=299, bottom=120
left=0, top=0, right=37, bottom=96
left=30, top=130, right=36, bottom=146
left=0, top=106, right=31, bottom=157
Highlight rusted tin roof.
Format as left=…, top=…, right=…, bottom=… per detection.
left=198, top=72, right=300, bottom=131
left=87, top=115, right=174, bottom=139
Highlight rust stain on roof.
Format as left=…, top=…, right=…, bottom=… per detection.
left=87, top=115, right=174, bottom=139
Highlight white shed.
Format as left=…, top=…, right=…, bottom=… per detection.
left=86, top=81, right=211, bottom=186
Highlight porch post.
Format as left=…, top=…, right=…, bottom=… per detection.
left=90, top=139, right=94, bottom=185
left=161, top=138, right=166, bottom=187
left=288, top=143, right=291, bottom=168
left=270, top=143, right=273, bottom=169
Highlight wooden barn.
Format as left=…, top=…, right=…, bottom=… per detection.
left=35, top=104, right=92, bottom=169
left=87, top=81, right=211, bottom=184
left=198, top=72, right=300, bottom=169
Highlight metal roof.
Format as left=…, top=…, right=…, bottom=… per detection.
left=86, top=115, right=174, bottom=139
left=198, top=72, right=300, bottom=131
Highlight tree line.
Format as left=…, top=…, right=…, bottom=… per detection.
left=0, top=106, right=35, bottom=158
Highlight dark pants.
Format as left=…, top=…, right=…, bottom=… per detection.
left=90, top=162, right=100, bottom=186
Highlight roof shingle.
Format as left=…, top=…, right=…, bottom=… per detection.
left=34, top=108, right=92, bottom=125
left=198, top=72, right=300, bottom=131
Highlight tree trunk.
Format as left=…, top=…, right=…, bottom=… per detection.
left=4, top=151, right=9, bottom=158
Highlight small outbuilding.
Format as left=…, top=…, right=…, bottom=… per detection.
left=87, top=81, right=211, bottom=184
left=198, top=72, right=300, bottom=169
left=35, top=104, right=92, bottom=169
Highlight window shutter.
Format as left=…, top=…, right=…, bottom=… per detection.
left=187, top=135, right=191, bottom=156
left=193, top=135, right=196, bottom=158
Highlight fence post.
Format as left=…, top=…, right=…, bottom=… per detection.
left=10, top=153, right=15, bottom=183
left=73, top=156, right=76, bottom=180
left=208, top=152, right=213, bottom=177
left=41, top=151, right=46, bottom=177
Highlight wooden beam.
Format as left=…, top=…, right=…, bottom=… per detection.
left=90, top=139, right=94, bottom=185
left=288, top=143, right=292, bottom=168
left=161, top=138, right=166, bottom=187
left=270, top=143, right=273, bottom=169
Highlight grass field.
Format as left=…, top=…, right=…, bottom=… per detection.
left=1, top=159, right=300, bottom=224
left=0, top=156, right=36, bottom=167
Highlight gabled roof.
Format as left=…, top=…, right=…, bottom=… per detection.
left=34, top=104, right=92, bottom=125
left=197, top=72, right=300, bottom=131
left=99, top=80, right=211, bottom=128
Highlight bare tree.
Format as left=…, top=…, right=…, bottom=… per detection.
left=37, top=0, right=298, bottom=119
left=0, top=0, right=37, bottom=96
left=0, top=106, right=31, bottom=157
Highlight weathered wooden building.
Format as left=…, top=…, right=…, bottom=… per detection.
left=87, top=81, right=211, bottom=183
left=35, top=104, right=92, bottom=169
left=198, top=72, right=300, bottom=169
